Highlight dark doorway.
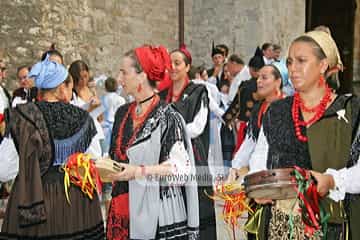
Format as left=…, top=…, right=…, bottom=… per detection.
left=306, top=0, right=357, bottom=93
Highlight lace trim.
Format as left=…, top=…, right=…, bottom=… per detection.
left=36, top=101, right=89, bottom=139
left=247, top=102, right=261, bottom=141
left=18, top=201, right=46, bottom=228
left=263, top=97, right=312, bottom=169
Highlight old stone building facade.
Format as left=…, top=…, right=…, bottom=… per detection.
left=0, top=0, right=304, bottom=89
left=0, top=0, right=358, bottom=92
left=353, top=0, right=360, bottom=93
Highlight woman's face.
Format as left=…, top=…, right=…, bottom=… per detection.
left=257, top=66, right=280, bottom=99
left=263, top=46, right=273, bottom=59
left=223, top=64, right=231, bottom=81
left=201, top=70, right=208, bottom=81
left=79, top=70, right=90, bottom=86
left=287, top=41, right=328, bottom=92
left=117, top=56, right=140, bottom=96
left=170, top=51, right=190, bottom=82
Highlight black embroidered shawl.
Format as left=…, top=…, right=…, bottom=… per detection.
left=7, top=102, right=96, bottom=227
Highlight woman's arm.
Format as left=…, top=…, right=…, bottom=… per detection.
left=186, top=99, right=209, bottom=139
left=0, top=135, right=19, bottom=182
left=312, top=163, right=360, bottom=202
left=232, top=132, right=256, bottom=169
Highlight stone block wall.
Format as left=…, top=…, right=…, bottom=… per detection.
left=0, top=0, right=179, bottom=89
left=187, top=0, right=306, bottom=68
left=353, top=0, right=360, bottom=95
left=0, top=0, right=306, bottom=90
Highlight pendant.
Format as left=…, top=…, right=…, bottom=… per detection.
left=135, top=105, right=142, bottom=115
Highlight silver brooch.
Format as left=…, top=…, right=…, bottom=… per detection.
left=336, top=109, right=349, bottom=123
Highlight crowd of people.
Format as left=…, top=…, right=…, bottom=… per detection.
left=0, top=25, right=360, bottom=240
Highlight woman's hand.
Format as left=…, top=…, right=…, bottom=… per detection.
left=88, top=96, right=101, bottom=112
left=310, top=170, right=335, bottom=197
left=227, top=167, right=248, bottom=183
left=108, top=163, right=141, bottom=181
left=227, top=168, right=239, bottom=182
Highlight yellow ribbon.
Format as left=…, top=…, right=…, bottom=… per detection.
left=62, top=153, right=102, bottom=204
left=206, top=182, right=253, bottom=228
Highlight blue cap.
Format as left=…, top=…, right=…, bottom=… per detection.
left=271, top=59, right=289, bottom=86
left=29, top=54, right=68, bottom=89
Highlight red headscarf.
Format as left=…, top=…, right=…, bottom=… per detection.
left=179, top=43, right=192, bottom=65
left=164, top=44, right=192, bottom=103
left=134, top=45, right=171, bottom=91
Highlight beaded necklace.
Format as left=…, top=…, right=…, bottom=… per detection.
left=115, top=95, right=160, bottom=160
left=291, top=86, right=332, bottom=142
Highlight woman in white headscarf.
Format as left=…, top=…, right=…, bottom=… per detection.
left=253, top=30, right=360, bottom=240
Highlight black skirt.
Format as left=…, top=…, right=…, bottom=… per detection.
left=0, top=167, right=105, bottom=239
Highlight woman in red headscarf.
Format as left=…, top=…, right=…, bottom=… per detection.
left=160, top=45, right=216, bottom=239
left=106, top=45, right=199, bottom=240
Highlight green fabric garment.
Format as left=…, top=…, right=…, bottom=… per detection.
left=307, top=101, right=360, bottom=239
left=307, top=102, right=351, bottom=224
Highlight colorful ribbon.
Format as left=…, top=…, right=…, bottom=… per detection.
left=62, top=153, right=102, bottom=203
left=244, top=205, right=263, bottom=240
left=291, top=166, right=329, bottom=239
left=206, top=182, right=253, bottom=239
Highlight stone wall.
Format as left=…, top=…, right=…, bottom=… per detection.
left=0, top=0, right=179, bottom=89
left=353, top=0, right=360, bottom=94
left=187, top=0, right=306, bottom=68
left=0, top=0, right=305, bottom=90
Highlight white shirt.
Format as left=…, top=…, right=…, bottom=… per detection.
left=232, top=126, right=268, bottom=174
left=101, top=92, right=126, bottom=125
left=263, top=56, right=274, bottom=65
left=192, top=79, right=225, bottom=119
left=186, top=99, right=209, bottom=139
left=228, top=66, right=251, bottom=103
left=12, top=96, right=27, bottom=108
left=71, top=93, right=105, bottom=156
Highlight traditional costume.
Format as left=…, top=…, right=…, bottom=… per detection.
left=106, top=45, right=199, bottom=240
left=192, top=78, right=225, bottom=179
left=251, top=31, right=360, bottom=240
left=207, top=44, right=226, bottom=90
left=0, top=56, right=104, bottom=239
left=223, top=56, right=264, bottom=154
left=162, top=45, right=216, bottom=239
left=12, top=87, right=38, bottom=107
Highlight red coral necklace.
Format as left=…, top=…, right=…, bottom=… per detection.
left=115, top=95, right=159, bottom=160
left=291, top=86, right=332, bottom=142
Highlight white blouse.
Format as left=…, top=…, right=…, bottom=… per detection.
left=232, top=126, right=268, bottom=174
left=186, top=99, right=209, bottom=139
